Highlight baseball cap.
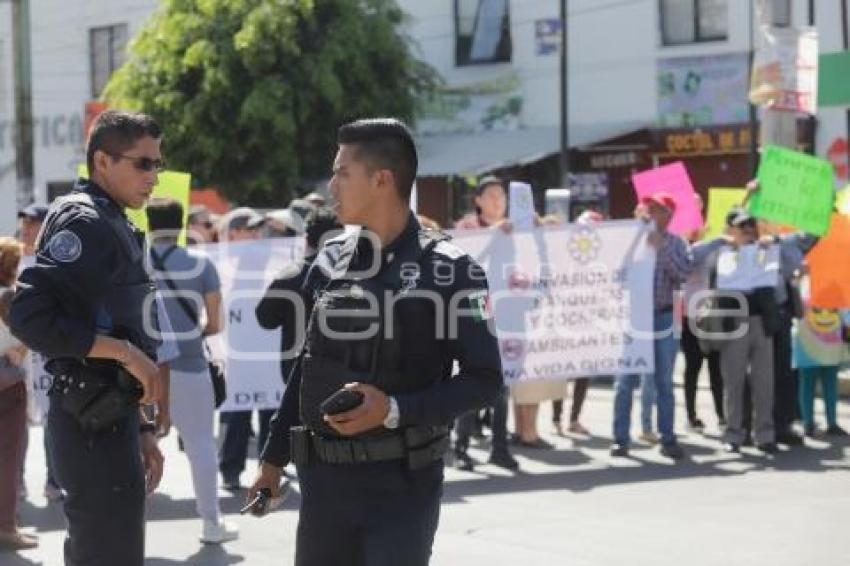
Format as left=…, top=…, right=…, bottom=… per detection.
left=640, top=192, right=677, bottom=213
left=475, top=175, right=505, bottom=195
left=265, top=208, right=305, bottom=235
left=726, top=206, right=755, bottom=227
left=18, top=203, right=49, bottom=222
left=221, top=207, right=265, bottom=231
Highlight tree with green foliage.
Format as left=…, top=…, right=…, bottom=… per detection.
left=105, top=0, right=436, bottom=205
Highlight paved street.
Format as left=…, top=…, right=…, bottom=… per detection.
left=9, top=371, right=850, bottom=566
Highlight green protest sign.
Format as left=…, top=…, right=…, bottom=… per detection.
left=819, top=51, right=850, bottom=107
left=750, top=145, right=835, bottom=236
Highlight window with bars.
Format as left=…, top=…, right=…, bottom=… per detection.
left=770, top=0, right=791, bottom=27
left=89, top=24, right=128, bottom=98
left=660, top=0, right=728, bottom=46
left=455, top=0, right=512, bottom=66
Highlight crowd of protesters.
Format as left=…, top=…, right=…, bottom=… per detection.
left=2, top=173, right=847, bottom=552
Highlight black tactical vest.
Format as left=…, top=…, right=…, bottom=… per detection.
left=300, top=228, right=445, bottom=438
left=39, top=192, right=159, bottom=362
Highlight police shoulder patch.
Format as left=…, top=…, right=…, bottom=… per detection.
left=47, top=230, right=83, bottom=263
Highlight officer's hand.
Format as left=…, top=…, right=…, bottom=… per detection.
left=247, top=462, right=283, bottom=513
left=140, top=432, right=164, bottom=495
left=123, top=345, right=161, bottom=404
left=324, top=382, right=390, bottom=436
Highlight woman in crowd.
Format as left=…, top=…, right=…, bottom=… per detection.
left=0, top=237, right=37, bottom=550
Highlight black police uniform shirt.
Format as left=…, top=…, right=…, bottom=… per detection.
left=9, top=178, right=160, bottom=363
left=255, top=252, right=317, bottom=384
left=261, top=213, right=502, bottom=467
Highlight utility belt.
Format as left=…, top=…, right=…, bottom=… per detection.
left=290, top=425, right=449, bottom=471
left=48, top=358, right=143, bottom=432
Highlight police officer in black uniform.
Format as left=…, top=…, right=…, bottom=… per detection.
left=248, top=118, right=503, bottom=566
left=9, top=110, right=165, bottom=566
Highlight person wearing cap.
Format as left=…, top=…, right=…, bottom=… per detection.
left=187, top=204, right=216, bottom=244
left=304, top=192, right=326, bottom=208
left=265, top=208, right=303, bottom=238
left=741, top=181, right=818, bottom=447
left=218, top=206, right=265, bottom=242
left=17, top=204, right=48, bottom=256
left=610, top=192, right=726, bottom=460
left=216, top=206, right=271, bottom=490
left=710, top=206, right=783, bottom=453
left=15, top=202, right=65, bottom=503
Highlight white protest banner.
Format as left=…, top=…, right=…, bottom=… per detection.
left=716, top=244, right=780, bottom=291
left=26, top=351, right=52, bottom=424
left=449, top=220, right=656, bottom=381
left=509, top=181, right=535, bottom=231
left=203, top=237, right=305, bottom=412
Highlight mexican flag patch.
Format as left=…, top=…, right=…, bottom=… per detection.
left=469, top=290, right=493, bottom=321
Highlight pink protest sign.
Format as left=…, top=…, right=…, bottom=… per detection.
left=632, top=161, right=704, bottom=235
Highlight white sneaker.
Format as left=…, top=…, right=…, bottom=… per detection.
left=200, top=520, right=239, bottom=544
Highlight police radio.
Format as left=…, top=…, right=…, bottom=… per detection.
left=240, top=482, right=289, bottom=517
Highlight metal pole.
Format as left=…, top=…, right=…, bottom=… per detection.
left=559, top=0, right=569, bottom=185
left=747, top=0, right=759, bottom=175
left=842, top=0, right=850, bottom=188
left=11, top=0, right=34, bottom=208
left=807, top=0, right=817, bottom=155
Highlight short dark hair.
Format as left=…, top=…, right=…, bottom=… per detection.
left=86, top=110, right=162, bottom=174
left=305, top=206, right=342, bottom=250
left=337, top=118, right=418, bottom=200
left=146, top=197, right=184, bottom=234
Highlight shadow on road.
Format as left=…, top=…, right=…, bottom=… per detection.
left=146, top=545, right=245, bottom=565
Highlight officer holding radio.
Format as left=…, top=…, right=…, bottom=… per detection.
left=9, top=110, right=165, bottom=566
left=248, top=118, right=503, bottom=566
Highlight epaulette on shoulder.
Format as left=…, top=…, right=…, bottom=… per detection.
left=430, top=237, right=468, bottom=261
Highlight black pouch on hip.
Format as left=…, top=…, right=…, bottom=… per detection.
left=58, top=362, right=142, bottom=432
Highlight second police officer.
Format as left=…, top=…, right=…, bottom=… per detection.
left=249, top=118, right=503, bottom=566
left=10, top=110, right=165, bottom=566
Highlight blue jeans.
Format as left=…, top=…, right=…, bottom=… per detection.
left=613, top=310, right=679, bottom=446
left=640, top=373, right=656, bottom=433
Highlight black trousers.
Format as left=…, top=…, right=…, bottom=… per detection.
left=455, top=386, right=508, bottom=453
left=772, top=308, right=797, bottom=434
left=681, top=318, right=724, bottom=422
left=552, top=378, right=590, bottom=423
left=219, top=409, right=275, bottom=481
left=295, top=459, right=442, bottom=566
left=48, top=399, right=145, bottom=566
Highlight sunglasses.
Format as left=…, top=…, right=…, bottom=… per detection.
left=109, top=153, right=166, bottom=172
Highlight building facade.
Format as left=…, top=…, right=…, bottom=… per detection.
left=0, top=0, right=848, bottom=231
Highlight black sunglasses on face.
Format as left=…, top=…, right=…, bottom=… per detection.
left=109, top=153, right=165, bottom=172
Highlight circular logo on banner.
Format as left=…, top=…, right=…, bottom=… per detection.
left=567, top=226, right=602, bottom=265
left=47, top=230, right=83, bottom=263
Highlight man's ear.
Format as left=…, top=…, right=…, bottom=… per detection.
left=93, top=149, right=111, bottom=175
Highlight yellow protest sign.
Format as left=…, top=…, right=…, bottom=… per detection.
left=705, top=187, right=745, bottom=239
left=837, top=186, right=850, bottom=215
left=77, top=165, right=192, bottom=245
